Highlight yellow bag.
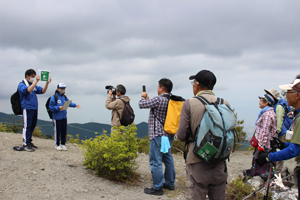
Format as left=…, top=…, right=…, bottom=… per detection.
left=164, top=95, right=185, bottom=134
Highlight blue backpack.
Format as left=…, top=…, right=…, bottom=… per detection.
left=192, top=96, right=238, bottom=164
left=274, top=99, right=293, bottom=137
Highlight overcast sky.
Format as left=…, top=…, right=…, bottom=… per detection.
left=1, top=0, right=299, bottom=137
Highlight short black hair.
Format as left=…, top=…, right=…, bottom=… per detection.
left=116, top=84, right=126, bottom=95
left=199, top=82, right=214, bottom=90
left=296, top=74, right=300, bottom=79
left=25, top=69, right=36, bottom=78
left=158, top=78, right=173, bottom=93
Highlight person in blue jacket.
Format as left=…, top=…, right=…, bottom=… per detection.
left=49, top=83, right=81, bottom=151
left=18, top=69, right=51, bottom=152
left=256, top=78, right=300, bottom=197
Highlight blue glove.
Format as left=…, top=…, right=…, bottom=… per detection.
left=160, top=136, right=171, bottom=153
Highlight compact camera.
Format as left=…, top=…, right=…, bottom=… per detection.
left=105, top=85, right=116, bottom=95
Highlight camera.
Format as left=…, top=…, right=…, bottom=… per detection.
left=105, top=85, right=116, bottom=95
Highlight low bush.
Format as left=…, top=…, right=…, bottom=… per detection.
left=32, top=126, right=47, bottom=139
left=137, top=137, right=185, bottom=155
left=67, top=134, right=81, bottom=144
left=0, top=123, right=7, bottom=132
left=226, top=177, right=271, bottom=200
left=137, top=138, right=150, bottom=154
left=82, top=124, right=139, bottom=182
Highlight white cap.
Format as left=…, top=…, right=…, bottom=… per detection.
left=57, top=83, right=67, bottom=88
left=279, top=79, right=300, bottom=92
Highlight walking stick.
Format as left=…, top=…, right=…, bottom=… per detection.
left=263, top=162, right=273, bottom=200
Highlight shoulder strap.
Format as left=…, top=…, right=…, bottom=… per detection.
left=116, top=98, right=127, bottom=120
left=54, top=95, right=58, bottom=102
left=195, top=96, right=209, bottom=105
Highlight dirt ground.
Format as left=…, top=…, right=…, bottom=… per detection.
left=0, top=131, right=297, bottom=200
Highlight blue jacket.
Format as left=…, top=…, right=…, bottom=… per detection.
left=49, top=91, right=76, bottom=120
left=269, top=142, right=300, bottom=162
left=269, top=108, right=300, bottom=162
left=18, top=81, right=43, bottom=110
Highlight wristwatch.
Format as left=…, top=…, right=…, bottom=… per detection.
left=142, top=95, right=146, bottom=99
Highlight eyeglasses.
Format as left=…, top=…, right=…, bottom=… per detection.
left=283, top=91, right=298, bottom=95
left=191, top=81, right=198, bottom=85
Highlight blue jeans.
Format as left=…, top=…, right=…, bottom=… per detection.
left=149, top=135, right=175, bottom=190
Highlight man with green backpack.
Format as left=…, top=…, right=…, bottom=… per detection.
left=177, top=70, right=237, bottom=200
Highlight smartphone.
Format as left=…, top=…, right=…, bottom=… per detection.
left=142, top=85, right=146, bottom=92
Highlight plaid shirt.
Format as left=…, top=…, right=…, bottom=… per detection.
left=255, top=107, right=277, bottom=149
left=138, top=93, right=169, bottom=140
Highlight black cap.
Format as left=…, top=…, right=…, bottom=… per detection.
left=189, top=70, right=216, bottom=87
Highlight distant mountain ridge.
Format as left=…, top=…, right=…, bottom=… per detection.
left=0, top=112, right=149, bottom=140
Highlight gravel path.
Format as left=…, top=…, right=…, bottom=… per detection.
left=0, top=132, right=296, bottom=200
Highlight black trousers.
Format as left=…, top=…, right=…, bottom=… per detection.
left=53, top=118, right=67, bottom=146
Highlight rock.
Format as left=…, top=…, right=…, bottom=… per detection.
left=247, top=176, right=264, bottom=190
left=272, top=190, right=298, bottom=200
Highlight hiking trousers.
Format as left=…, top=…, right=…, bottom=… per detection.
left=186, top=161, right=228, bottom=200
left=53, top=118, right=67, bottom=146
left=276, top=135, right=285, bottom=174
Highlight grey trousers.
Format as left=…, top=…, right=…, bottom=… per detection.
left=186, top=162, right=228, bottom=200
left=276, top=135, right=285, bottom=174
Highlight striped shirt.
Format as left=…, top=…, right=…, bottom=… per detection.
left=138, top=93, right=169, bottom=140
left=255, top=107, right=277, bottom=149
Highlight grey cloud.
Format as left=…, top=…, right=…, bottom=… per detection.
left=1, top=0, right=299, bottom=61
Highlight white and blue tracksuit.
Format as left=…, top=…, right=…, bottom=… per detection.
left=49, top=91, right=76, bottom=146
left=18, top=80, right=43, bottom=145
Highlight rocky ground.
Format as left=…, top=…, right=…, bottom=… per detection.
left=0, top=131, right=297, bottom=200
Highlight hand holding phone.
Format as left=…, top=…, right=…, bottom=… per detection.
left=142, top=85, right=146, bottom=92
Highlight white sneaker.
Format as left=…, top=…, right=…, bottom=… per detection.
left=55, top=145, right=62, bottom=151
left=61, top=145, right=67, bottom=151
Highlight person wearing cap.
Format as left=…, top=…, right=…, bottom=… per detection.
left=254, top=93, right=277, bottom=152
left=18, top=69, right=51, bottom=152
left=256, top=79, right=300, bottom=197
left=49, top=83, right=81, bottom=151
left=105, top=84, right=131, bottom=130
left=139, top=78, right=175, bottom=196
left=176, top=70, right=230, bottom=199
left=264, top=88, right=293, bottom=174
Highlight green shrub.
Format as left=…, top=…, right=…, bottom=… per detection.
left=226, top=177, right=271, bottom=200
left=81, top=124, right=139, bottom=182
left=67, top=134, right=81, bottom=144
left=136, top=137, right=185, bottom=155
left=0, top=123, right=7, bottom=132
left=171, top=139, right=185, bottom=154
left=137, top=138, right=150, bottom=154
left=4, top=116, right=23, bottom=133
left=32, top=126, right=47, bottom=138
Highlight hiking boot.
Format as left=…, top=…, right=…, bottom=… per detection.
left=29, top=143, right=38, bottom=149
left=144, top=187, right=163, bottom=196
left=61, top=145, right=67, bottom=151
left=55, top=145, right=63, bottom=151
left=23, top=145, right=35, bottom=152
left=163, top=183, right=174, bottom=190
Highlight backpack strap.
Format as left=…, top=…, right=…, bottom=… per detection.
left=151, top=93, right=170, bottom=133
left=116, top=99, right=126, bottom=120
